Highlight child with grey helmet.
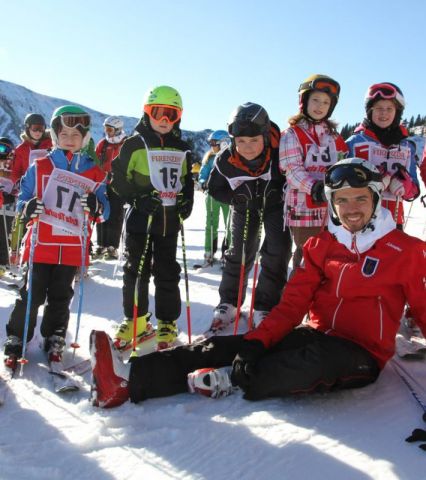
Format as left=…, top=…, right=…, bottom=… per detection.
left=94, top=116, right=127, bottom=260
left=195, top=130, right=231, bottom=268
left=205, top=102, right=292, bottom=332
left=3, top=105, right=110, bottom=372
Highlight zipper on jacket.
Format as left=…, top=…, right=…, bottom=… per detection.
left=377, top=296, right=383, bottom=340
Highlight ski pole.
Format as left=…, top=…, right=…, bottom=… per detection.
left=209, top=195, right=214, bottom=263
left=221, top=204, right=231, bottom=261
left=18, top=218, right=38, bottom=375
left=180, top=216, right=192, bottom=344
left=71, top=210, right=90, bottom=355
left=2, top=206, right=11, bottom=267
left=391, top=358, right=426, bottom=421
left=233, top=206, right=250, bottom=335
left=130, top=214, right=153, bottom=358
left=394, top=196, right=401, bottom=225
left=248, top=204, right=265, bottom=330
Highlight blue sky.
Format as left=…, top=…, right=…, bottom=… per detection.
left=1, top=0, right=425, bottom=132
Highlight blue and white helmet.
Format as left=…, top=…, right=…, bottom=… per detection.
left=207, top=130, right=230, bottom=148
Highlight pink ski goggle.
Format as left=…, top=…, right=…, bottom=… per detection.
left=366, top=83, right=405, bottom=107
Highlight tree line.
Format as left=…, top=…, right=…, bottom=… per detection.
left=340, top=114, right=426, bottom=140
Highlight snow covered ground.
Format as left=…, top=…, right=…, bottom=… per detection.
left=0, top=186, right=425, bottom=480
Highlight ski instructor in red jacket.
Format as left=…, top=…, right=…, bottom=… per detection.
left=89, top=158, right=425, bottom=408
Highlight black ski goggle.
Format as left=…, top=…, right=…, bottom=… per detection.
left=325, top=164, right=382, bottom=189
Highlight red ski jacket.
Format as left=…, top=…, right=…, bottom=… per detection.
left=12, top=136, right=52, bottom=184
left=246, top=225, right=426, bottom=369
left=95, top=138, right=125, bottom=174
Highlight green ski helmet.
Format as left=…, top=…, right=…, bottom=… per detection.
left=143, top=85, right=183, bottom=110
left=50, top=105, right=91, bottom=148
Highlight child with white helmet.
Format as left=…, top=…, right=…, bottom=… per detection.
left=94, top=115, right=127, bottom=260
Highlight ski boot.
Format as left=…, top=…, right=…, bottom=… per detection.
left=113, top=313, right=156, bottom=351
left=44, top=335, right=66, bottom=363
left=207, top=303, right=237, bottom=334
left=187, top=367, right=235, bottom=398
left=92, top=246, right=106, bottom=260
left=90, top=330, right=130, bottom=408
left=156, top=319, right=178, bottom=350
left=3, top=335, right=22, bottom=372
left=104, top=246, right=119, bottom=260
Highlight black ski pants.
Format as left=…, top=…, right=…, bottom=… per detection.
left=123, top=231, right=181, bottom=322
left=129, top=327, right=380, bottom=403
left=96, top=186, right=124, bottom=249
left=219, top=206, right=292, bottom=311
left=6, top=263, right=77, bottom=342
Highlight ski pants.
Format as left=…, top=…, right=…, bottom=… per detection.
left=290, top=226, right=321, bottom=270
left=6, top=263, right=77, bottom=342
left=123, top=231, right=181, bottom=322
left=96, top=185, right=124, bottom=249
left=219, top=206, right=292, bottom=311
left=204, top=195, right=230, bottom=256
left=129, top=327, right=380, bottom=403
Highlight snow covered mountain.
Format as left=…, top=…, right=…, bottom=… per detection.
left=0, top=79, right=211, bottom=162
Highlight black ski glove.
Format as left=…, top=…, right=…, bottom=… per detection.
left=80, top=192, right=99, bottom=217
left=22, top=197, right=44, bottom=223
left=176, top=193, right=193, bottom=220
left=2, top=193, right=15, bottom=205
left=231, top=339, right=266, bottom=391
left=134, top=191, right=162, bottom=216
left=310, top=181, right=327, bottom=204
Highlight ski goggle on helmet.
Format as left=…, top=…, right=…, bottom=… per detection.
left=325, top=158, right=383, bottom=195
left=59, top=113, right=91, bottom=129
left=299, top=76, right=340, bottom=98
left=0, top=142, right=13, bottom=157
left=365, top=83, right=405, bottom=109
left=144, top=104, right=182, bottom=124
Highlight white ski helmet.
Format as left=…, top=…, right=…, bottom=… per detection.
left=324, top=158, right=384, bottom=225
left=103, top=116, right=124, bottom=132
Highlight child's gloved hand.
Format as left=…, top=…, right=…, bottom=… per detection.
left=23, top=197, right=44, bottom=223
left=134, top=191, right=162, bottom=215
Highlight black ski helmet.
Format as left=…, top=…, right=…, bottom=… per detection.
left=24, top=113, right=46, bottom=129
left=227, top=102, right=271, bottom=146
left=24, top=113, right=46, bottom=140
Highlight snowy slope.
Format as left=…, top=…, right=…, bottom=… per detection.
left=0, top=188, right=425, bottom=480
left=0, top=79, right=211, bottom=162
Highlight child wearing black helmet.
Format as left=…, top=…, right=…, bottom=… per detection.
left=206, top=102, right=292, bottom=332
left=279, top=74, right=348, bottom=270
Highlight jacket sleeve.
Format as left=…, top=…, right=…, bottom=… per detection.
left=207, top=157, right=233, bottom=204
left=421, top=145, right=426, bottom=187
left=279, top=128, right=316, bottom=194
left=198, top=153, right=213, bottom=185
left=180, top=150, right=194, bottom=202
left=16, top=163, right=36, bottom=212
left=244, top=235, right=325, bottom=348
left=403, top=240, right=426, bottom=336
left=110, top=138, right=142, bottom=202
